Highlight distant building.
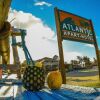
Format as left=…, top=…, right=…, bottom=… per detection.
left=36, top=55, right=59, bottom=72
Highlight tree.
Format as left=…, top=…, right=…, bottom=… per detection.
left=83, top=56, right=91, bottom=68
left=70, top=60, right=78, bottom=65
left=77, top=56, right=83, bottom=64
left=93, top=57, right=97, bottom=66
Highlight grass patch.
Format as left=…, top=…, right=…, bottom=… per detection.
left=81, top=82, right=100, bottom=88
left=66, top=75, right=100, bottom=88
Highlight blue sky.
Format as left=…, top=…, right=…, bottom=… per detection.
left=9, top=0, right=100, bottom=62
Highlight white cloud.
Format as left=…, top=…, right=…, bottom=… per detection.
left=8, top=9, right=82, bottom=63
left=85, top=44, right=94, bottom=48
left=64, top=51, right=82, bottom=63
left=8, top=9, right=55, bottom=63
left=8, top=9, right=41, bottom=29
left=34, top=1, right=52, bottom=7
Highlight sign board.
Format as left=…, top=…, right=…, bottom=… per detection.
left=55, top=8, right=100, bottom=83
left=58, top=10, right=94, bottom=44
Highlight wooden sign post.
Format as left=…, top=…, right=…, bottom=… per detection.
left=90, top=20, right=100, bottom=80
left=54, top=8, right=66, bottom=84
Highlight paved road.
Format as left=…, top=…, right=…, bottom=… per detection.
left=67, top=70, right=99, bottom=77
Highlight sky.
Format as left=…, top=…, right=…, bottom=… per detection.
left=8, top=0, right=100, bottom=63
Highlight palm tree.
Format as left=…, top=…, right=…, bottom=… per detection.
left=77, top=56, right=83, bottom=65
left=70, top=60, right=78, bottom=65
left=83, top=56, right=91, bottom=68
left=93, top=57, right=97, bottom=66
